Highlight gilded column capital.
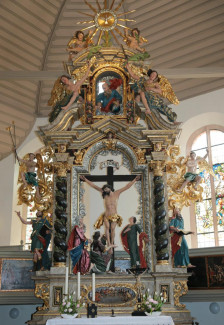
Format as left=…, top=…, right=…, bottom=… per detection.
left=150, top=160, right=166, bottom=177
left=54, top=162, right=72, bottom=177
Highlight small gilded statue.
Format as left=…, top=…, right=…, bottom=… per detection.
left=67, top=30, right=94, bottom=60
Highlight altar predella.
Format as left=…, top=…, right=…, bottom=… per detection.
left=12, top=1, right=213, bottom=324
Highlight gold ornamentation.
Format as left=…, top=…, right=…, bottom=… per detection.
left=54, top=162, right=72, bottom=177
left=158, top=75, right=179, bottom=105
left=102, top=131, right=117, bottom=150
left=74, top=149, right=86, bottom=165
left=95, top=9, right=117, bottom=31
left=128, top=63, right=147, bottom=79
left=134, top=147, right=146, bottom=164
left=77, top=1, right=135, bottom=47
left=48, top=77, right=72, bottom=108
left=173, top=281, right=188, bottom=308
left=58, top=144, right=67, bottom=153
left=17, top=147, right=54, bottom=213
left=150, top=160, right=166, bottom=176
left=72, top=61, right=94, bottom=80
left=166, top=145, right=203, bottom=210
left=35, top=283, right=50, bottom=310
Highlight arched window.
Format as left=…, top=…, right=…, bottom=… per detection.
left=188, top=126, right=224, bottom=248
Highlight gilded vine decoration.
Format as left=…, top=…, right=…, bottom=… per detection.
left=35, top=283, right=50, bottom=310
left=173, top=281, right=188, bottom=308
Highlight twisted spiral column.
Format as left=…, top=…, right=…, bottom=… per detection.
left=53, top=176, right=68, bottom=266
left=151, top=161, right=169, bottom=264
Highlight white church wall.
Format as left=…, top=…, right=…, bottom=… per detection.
left=0, top=118, right=47, bottom=246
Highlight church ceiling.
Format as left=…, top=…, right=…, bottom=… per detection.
left=0, top=0, right=224, bottom=160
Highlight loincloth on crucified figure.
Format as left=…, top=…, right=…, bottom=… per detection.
left=94, top=213, right=123, bottom=229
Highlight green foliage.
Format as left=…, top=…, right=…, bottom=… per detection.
left=141, top=290, right=166, bottom=313
left=59, top=294, right=84, bottom=315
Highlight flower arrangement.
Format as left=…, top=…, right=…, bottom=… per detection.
left=141, top=290, right=166, bottom=314
left=59, top=294, right=84, bottom=316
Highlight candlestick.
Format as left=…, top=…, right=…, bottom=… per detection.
left=92, top=273, right=95, bottom=301
left=65, top=266, right=69, bottom=295
left=77, top=271, right=80, bottom=300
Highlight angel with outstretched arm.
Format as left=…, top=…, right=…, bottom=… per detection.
left=126, top=63, right=179, bottom=123
left=48, top=63, right=92, bottom=123
left=178, top=149, right=209, bottom=192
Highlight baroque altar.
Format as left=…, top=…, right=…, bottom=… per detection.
left=16, top=1, right=201, bottom=325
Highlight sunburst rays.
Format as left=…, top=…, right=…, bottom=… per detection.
left=76, top=0, right=135, bottom=46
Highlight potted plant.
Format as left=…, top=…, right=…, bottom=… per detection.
left=59, top=294, right=84, bottom=319
left=141, top=290, right=166, bottom=316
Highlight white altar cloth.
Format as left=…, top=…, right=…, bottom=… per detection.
left=46, top=315, right=174, bottom=325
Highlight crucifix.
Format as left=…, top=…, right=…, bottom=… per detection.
left=80, top=160, right=140, bottom=271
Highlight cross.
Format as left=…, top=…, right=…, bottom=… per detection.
left=84, top=160, right=138, bottom=271
left=85, top=160, right=137, bottom=188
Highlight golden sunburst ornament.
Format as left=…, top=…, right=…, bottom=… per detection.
left=77, top=0, right=135, bottom=46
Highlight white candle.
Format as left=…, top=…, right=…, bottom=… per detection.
left=65, top=267, right=69, bottom=295
left=77, top=272, right=80, bottom=300
left=92, top=273, right=95, bottom=301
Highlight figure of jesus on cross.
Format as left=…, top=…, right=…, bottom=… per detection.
left=80, top=174, right=140, bottom=246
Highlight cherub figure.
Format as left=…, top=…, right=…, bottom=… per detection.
left=67, top=30, right=94, bottom=60
left=178, top=149, right=209, bottom=192
left=17, top=153, right=41, bottom=199
left=124, top=28, right=147, bottom=53
left=126, top=64, right=179, bottom=124
left=102, top=132, right=117, bottom=150
left=48, top=63, right=92, bottom=123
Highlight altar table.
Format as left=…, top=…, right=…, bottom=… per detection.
left=46, top=315, right=175, bottom=325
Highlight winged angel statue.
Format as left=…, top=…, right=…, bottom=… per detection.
left=126, top=63, right=179, bottom=124
left=166, top=146, right=215, bottom=210
left=48, top=61, right=94, bottom=123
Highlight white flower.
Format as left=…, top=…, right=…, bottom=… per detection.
left=160, top=293, right=163, bottom=296
left=64, top=309, right=67, bottom=312
left=68, top=308, right=73, bottom=313
left=164, top=299, right=167, bottom=303
left=161, top=297, right=164, bottom=301
left=66, top=302, right=71, bottom=307
left=154, top=291, right=158, bottom=296
left=147, top=288, right=150, bottom=293
left=73, top=291, right=76, bottom=295
left=83, top=303, right=85, bottom=307
left=62, top=302, right=66, bottom=306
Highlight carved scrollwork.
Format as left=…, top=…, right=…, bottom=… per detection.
left=173, top=281, right=188, bottom=308
left=17, top=146, right=54, bottom=213
left=35, top=283, right=50, bottom=310
left=134, top=147, right=146, bottom=164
